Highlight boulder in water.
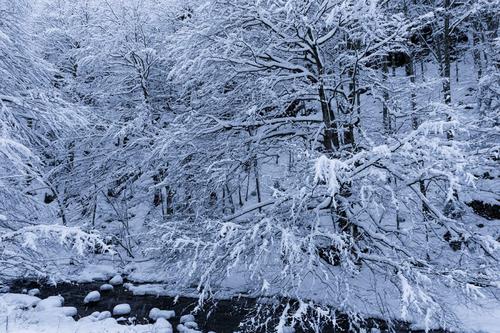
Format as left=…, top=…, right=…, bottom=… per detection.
left=180, top=314, right=195, bottom=323
left=98, top=311, right=112, bottom=320
left=155, top=317, right=173, bottom=333
left=112, top=303, right=131, bottom=316
left=100, top=284, right=114, bottom=292
left=36, top=295, right=63, bottom=310
left=83, top=291, right=101, bottom=304
left=28, top=288, right=40, bottom=296
left=149, top=307, right=175, bottom=320
left=184, top=321, right=199, bottom=329
left=109, top=275, right=124, bottom=285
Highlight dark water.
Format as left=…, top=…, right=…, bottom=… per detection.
left=7, top=280, right=444, bottom=333
left=10, top=280, right=256, bottom=332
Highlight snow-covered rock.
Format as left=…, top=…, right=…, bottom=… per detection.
left=98, top=311, right=112, bottom=320
left=28, top=288, right=40, bottom=296
left=109, top=274, right=124, bottom=285
left=0, top=286, right=10, bottom=293
left=124, top=283, right=169, bottom=296
left=112, top=303, right=131, bottom=316
left=79, top=311, right=100, bottom=323
left=36, top=295, right=64, bottom=310
left=0, top=293, right=40, bottom=308
left=75, top=264, right=118, bottom=283
left=149, top=307, right=175, bottom=320
left=176, top=324, right=201, bottom=333
left=184, top=321, right=199, bottom=329
left=100, top=283, right=114, bottom=291
left=179, top=314, right=195, bottom=323
left=154, top=318, right=173, bottom=333
left=58, top=306, right=78, bottom=317
left=83, top=290, right=101, bottom=304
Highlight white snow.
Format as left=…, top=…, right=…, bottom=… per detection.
left=98, top=311, right=112, bottom=320
left=180, top=314, right=195, bottom=323
left=176, top=324, right=201, bottom=333
left=75, top=264, right=118, bottom=283
left=0, top=293, right=40, bottom=308
left=124, top=283, right=170, bottom=296
left=184, top=321, right=199, bottom=329
left=28, top=288, right=40, bottom=296
left=58, top=306, right=78, bottom=317
left=36, top=295, right=64, bottom=310
left=109, top=274, right=124, bottom=285
left=100, top=283, right=114, bottom=291
left=149, top=307, right=175, bottom=320
left=112, top=303, right=131, bottom=316
left=452, top=299, right=500, bottom=333
left=84, top=290, right=101, bottom=303
left=154, top=318, right=173, bottom=333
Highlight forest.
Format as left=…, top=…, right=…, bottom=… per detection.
left=0, top=0, right=499, bottom=332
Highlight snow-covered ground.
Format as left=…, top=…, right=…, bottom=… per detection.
left=0, top=292, right=185, bottom=333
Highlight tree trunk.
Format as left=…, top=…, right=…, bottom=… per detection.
left=472, top=29, right=483, bottom=79
left=405, top=55, right=418, bottom=130
left=382, top=56, right=392, bottom=133
left=443, top=0, right=452, bottom=106
left=253, top=157, right=262, bottom=209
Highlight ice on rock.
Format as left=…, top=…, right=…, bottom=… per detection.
left=36, top=295, right=64, bottom=310
left=28, top=288, right=40, bottom=296
left=112, top=303, right=131, bottom=316
left=109, top=274, right=124, bottom=285
left=149, top=307, right=175, bottom=320
left=0, top=293, right=40, bottom=308
left=100, top=283, right=114, bottom=291
left=180, top=314, right=195, bottom=323
left=98, top=311, right=112, bottom=320
left=155, top=317, right=173, bottom=333
left=84, top=290, right=101, bottom=304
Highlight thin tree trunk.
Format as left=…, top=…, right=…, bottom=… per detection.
left=443, top=0, right=452, bottom=106
left=382, top=56, right=391, bottom=133
left=253, top=158, right=262, bottom=210
left=472, top=30, right=483, bottom=79
left=405, top=55, right=418, bottom=130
